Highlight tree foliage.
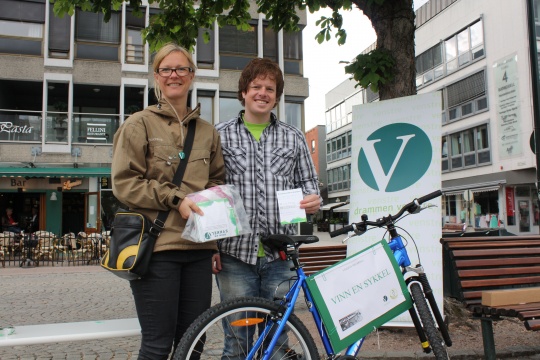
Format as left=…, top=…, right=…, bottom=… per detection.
left=52, top=0, right=416, bottom=99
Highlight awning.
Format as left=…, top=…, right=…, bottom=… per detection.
left=0, top=167, right=111, bottom=178
left=471, top=186, right=500, bottom=193
left=442, top=180, right=505, bottom=194
left=321, top=202, right=347, bottom=211
left=333, top=204, right=350, bottom=213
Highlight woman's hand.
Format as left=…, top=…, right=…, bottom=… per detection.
left=178, top=197, right=203, bottom=219
left=212, top=253, right=222, bottom=274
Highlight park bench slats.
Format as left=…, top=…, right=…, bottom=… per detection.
left=458, top=266, right=540, bottom=277
left=525, top=319, right=540, bottom=331
left=461, top=275, right=540, bottom=288
left=446, top=240, right=540, bottom=248
left=456, top=257, right=540, bottom=267
left=441, top=235, right=540, bottom=358
left=452, top=247, right=540, bottom=257
left=299, top=244, right=347, bottom=276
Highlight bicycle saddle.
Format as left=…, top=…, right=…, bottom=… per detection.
left=262, top=234, right=319, bottom=250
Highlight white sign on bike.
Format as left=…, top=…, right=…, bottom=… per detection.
left=306, top=240, right=412, bottom=352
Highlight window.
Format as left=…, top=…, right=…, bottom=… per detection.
left=125, top=8, right=145, bottom=64
left=444, top=125, right=490, bottom=172
left=219, top=22, right=257, bottom=70
left=442, top=70, right=488, bottom=123
left=0, top=79, right=42, bottom=142
left=263, top=21, right=278, bottom=62
left=326, top=131, right=352, bottom=163
left=311, top=139, right=315, bottom=153
left=46, top=81, right=69, bottom=143
left=285, top=100, right=302, bottom=130
left=197, top=28, right=215, bottom=69
left=417, top=19, right=484, bottom=88
left=441, top=137, right=448, bottom=172
left=283, top=28, right=303, bottom=75
left=415, top=43, right=443, bottom=86
left=445, top=19, right=484, bottom=74
left=76, top=8, right=120, bottom=61
left=48, top=3, right=70, bottom=58
left=124, top=86, right=144, bottom=118
left=0, top=0, right=44, bottom=56
left=327, top=164, right=351, bottom=193
left=219, top=93, right=243, bottom=122
left=72, top=84, right=120, bottom=144
left=198, top=90, right=215, bottom=124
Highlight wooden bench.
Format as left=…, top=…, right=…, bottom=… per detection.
left=442, top=222, right=466, bottom=233
left=440, top=235, right=540, bottom=359
left=0, top=318, right=140, bottom=347
left=299, top=244, right=347, bottom=276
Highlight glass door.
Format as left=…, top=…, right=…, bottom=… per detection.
left=85, top=192, right=100, bottom=233
left=518, top=199, right=531, bottom=233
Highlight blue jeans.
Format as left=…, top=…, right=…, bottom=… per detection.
left=216, top=253, right=294, bottom=360
left=130, top=250, right=213, bottom=360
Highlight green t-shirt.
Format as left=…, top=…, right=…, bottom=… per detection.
left=243, top=119, right=270, bottom=142
left=243, top=117, right=270, bottom=257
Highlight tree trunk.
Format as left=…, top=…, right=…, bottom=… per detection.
left=354, top=0, right=416, bottom=100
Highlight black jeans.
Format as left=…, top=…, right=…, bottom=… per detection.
left=130, top=250, right=213, bottom=360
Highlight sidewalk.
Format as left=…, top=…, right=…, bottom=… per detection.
left=1, top=230, right=539, bottom=359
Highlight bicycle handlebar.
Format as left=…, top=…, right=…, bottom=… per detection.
left=329, top=190, right=442, bottom=238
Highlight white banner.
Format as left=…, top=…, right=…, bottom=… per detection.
left=494, top=53, right=522, bottom=159
left=348, top=92, right=442, bottom=325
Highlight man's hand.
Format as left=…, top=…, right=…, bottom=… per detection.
left=178, top=197, right=203, bottom=219
left=300, top=194, right=321, bottom=214
left=212, top=253, right=222, bottom=274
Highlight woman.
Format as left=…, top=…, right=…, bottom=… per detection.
left=111, top=43, right=225, bottom=360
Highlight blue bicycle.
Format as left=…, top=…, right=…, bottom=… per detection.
left=174, top=190, right=452, bottom=360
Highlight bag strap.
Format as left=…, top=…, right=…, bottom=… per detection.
left=149, top=120, right=197, bottom=238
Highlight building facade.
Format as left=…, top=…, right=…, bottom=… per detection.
left=324, top=0, right=540, bottom=235
left=0, top=0, right=308, bottom=235
left=305, top=124, right=328, bottom=208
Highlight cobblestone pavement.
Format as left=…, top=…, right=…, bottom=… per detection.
left=1, top=231, right=539, bottom=359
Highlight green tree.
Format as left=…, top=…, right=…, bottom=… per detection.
left=52, top=0, right=415, bottom=100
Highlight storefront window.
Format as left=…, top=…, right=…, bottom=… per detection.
left=443, top=194, right=457, bottom=223
left=472, top=190, right=499, bottom=228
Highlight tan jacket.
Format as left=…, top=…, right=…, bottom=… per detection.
left=111, top=100, right=225, bottom=252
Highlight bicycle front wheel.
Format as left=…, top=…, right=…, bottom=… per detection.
left=173, top=296, right=319, bottom=360
left=410, top=282, right=449, bottom=360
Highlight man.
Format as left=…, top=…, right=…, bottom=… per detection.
left=2, top=207, right=22, bottom=234
left=214, top=58, right=321, bottom=358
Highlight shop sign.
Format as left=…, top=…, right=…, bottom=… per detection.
left=100, top=177, right=110, bottom=189
left=506, top=187, right=515, bottom=216
left=0, top=122, right=33, bottom=135
left=86, top=123, right=107, bottom=141
left=7, top=178, right=28, bottom=187
left=63, top=179, right=82, bottom=190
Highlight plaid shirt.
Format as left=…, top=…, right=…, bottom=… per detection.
left=216, top=111, right=320, bottom=265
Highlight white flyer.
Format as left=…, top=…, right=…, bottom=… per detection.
left=193, top=198, right=239, bottom=241
left=276, top=188, right=306, bottom=225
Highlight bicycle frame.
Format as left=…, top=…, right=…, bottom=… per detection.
left=256, top=230, right=448, bottom=360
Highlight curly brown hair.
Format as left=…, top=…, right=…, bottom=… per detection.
left=237, top=58, right=284, bottom=107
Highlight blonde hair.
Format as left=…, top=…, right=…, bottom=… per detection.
left=152, top=43, right=197, bottom=101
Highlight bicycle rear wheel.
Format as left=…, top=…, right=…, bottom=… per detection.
left=173, top=296, right=319, bottom=360
left=410, top=282, right=449, bottom=359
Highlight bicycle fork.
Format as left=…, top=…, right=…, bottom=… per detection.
left=406, top=272, right=452, bottom=353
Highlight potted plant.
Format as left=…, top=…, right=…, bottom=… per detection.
left=53, top=101, right=68, bottom=141
left=329, top=218, right=343, bottom=232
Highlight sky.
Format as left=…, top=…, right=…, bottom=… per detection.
left=302, top=0, right=430, bottom=131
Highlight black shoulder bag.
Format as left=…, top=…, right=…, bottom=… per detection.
left=101, top=120, right=197, bottom=280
